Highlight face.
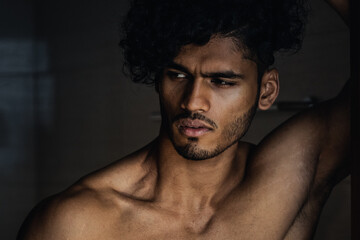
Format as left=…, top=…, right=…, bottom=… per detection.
left=159, top=36, right=259, bottom=160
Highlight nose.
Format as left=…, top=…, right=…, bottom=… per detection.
left=180, top=80, right=210, bottom=113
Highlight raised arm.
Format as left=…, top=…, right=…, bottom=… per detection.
left=325, top=0, right=349, bottom=25
left=246, top=0, right=350, bottom=238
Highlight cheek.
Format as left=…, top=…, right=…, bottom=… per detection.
left=216, top=85, right=257, bottom=109
left=211, top=86, right=257, bottom=126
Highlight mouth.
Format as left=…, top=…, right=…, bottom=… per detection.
left=176, top=119, right=213, bottom=137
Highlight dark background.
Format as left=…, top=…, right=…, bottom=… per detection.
left=0, top=0, right=350, bottom=239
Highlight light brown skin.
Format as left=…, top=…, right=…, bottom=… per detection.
left=18, top=1, right=350, bottom=239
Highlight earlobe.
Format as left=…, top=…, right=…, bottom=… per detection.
left=258, top=68, right=279, bottom=110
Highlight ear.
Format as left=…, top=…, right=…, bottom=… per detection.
left=258, top=68, right=279, bottom=110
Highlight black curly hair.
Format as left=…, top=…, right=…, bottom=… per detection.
left=120, top=0, right=309, bottom=85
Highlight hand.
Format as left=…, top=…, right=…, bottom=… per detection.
left=324, top=0, right=349, bottom=25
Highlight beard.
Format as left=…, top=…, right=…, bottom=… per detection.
left=160, top=102, right=257, bottom=161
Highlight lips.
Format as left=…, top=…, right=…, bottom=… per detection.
left=177, top=119, right=213, bottom=137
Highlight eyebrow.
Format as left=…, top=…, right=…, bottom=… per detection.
left=202, top=71, right=245, bottom=79
left=166, top=61, right=245, bottom=80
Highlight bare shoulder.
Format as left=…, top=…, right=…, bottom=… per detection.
left=18, top=141, right=158, bottom=240
left=17, top=184, right=120, bottom=240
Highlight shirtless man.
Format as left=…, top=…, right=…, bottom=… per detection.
left=18, top=0, right=350, bottom=239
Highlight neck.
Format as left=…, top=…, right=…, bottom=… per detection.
left=152, top=130, right=247, bottom=212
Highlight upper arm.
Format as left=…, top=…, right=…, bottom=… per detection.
left=311, top=82, right=350, bottom=188
left=247, top=81, right=350, bottom=199
left=282, top=85, right=350, bottom=239
left=242, top=82, right=350, bottom=237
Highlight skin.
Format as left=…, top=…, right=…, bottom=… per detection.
left=18, top=0, right=350, bottom=239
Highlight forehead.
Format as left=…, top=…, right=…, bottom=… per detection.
left=173, top=37, right=257, bottom=74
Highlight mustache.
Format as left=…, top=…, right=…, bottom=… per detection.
left=172, top=112, right=218, bottom=129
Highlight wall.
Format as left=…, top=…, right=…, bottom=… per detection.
left=0, top=1, right=37, bottom=239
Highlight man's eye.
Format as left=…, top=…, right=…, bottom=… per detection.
left=211, top=79, right=235, bottom=87
left=167, top=71, right=187, bottom=79
left=176, top=73, right=186, bottom=78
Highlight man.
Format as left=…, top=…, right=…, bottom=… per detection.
left=18, top=0, right=350, bottom=239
